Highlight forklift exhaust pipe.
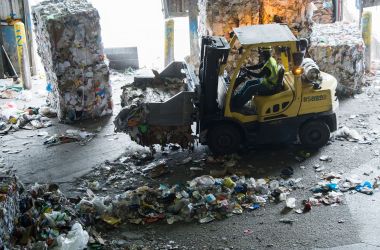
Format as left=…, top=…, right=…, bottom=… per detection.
left=292, top=52, right=304, bottom=67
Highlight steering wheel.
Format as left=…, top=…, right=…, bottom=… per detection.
left=238, top=67, right=249, bottom=78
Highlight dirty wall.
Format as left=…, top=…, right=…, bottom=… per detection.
left=32, top=0, right=112, bottom=122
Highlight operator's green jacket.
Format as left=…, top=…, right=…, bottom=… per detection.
left=262, top=57, right=279, bottom=89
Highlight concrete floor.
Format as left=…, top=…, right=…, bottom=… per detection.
left=1, top=72, right=380, bottom=249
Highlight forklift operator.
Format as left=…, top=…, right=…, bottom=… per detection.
left=232, top=47, right=279, bottom=109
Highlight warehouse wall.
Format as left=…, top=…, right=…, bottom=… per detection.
left=0, top=0, right=23, bottom=20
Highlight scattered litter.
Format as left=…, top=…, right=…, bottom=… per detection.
left=243, top=229, right=253, bottom=236
left=43, top=130, right=96, bottom=147
left=334, top=126, right=363, bottom=142
left=314, top=165, right=325, bottom=172
left=37, top=131, right=49, bottom=138
left=142, top=160, right=169, bottom=178
left=286, top=197, right=296, bottom=209
left=55, top=223, right=89, bottom=250
left=319, top=155, right=332, bottom=162
left=279, top=218, right=297, bottom=224
left=180, top=157, right=192, bottom=165
left=355, top=181, right=373, bottom=195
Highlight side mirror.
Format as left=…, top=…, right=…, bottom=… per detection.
left=292, top=52, right=304, bottom=67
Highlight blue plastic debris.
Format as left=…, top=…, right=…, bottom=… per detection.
left=355, top=181, right=373, bottom=195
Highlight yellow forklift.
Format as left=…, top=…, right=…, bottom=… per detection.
left=116, top=24, right=339, bottom=154
left=196, top=24, right=338, bottom=154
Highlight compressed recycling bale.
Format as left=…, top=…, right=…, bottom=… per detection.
left=198, top=0, right=260, bottom=37
left=198, top=0, right=315, bottom=38
left=198, top=0, right=317, bottom=72
left=0, top=176, right=20, bottom=249
left=308, top=22, right=365, bottom=96
left=32, top=0, right=112, bottom=122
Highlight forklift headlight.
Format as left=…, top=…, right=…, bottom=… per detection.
left=292, top=67, right=304, bottom=76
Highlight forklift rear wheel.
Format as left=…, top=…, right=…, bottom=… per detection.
left=207, top=124, right=241, bottom=155
left=299, top=120, right=330, bottom=149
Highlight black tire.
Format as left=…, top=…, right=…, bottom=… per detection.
left=207, top=124, right=241, bottom=155
left=299, top=120, right=330, bottom=149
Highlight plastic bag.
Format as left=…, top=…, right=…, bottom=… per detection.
left=53, top=222, right=89, bottom=250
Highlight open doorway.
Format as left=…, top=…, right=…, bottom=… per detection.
left=90, top=0, right=190, bottom=69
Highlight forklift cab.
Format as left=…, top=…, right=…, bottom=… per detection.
left=221, top=24, right=301, bottom=122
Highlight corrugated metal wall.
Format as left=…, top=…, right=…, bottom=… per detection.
left=0, top=0, right=23, bottom=20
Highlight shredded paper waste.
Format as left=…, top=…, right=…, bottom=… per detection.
left=32, top=0, right=113, bottom=123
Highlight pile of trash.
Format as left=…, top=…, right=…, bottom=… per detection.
left=308, top=22, right=365, bottom=96
left=43, top=129, right=96, bottom=147
left=32, top=0, right=113, bottom=123
left=308, top=172, right=379, bottom=209
left=8, top=182, right=94, bottom=249
left=0, top=102, right=56, bottom=135
left=79, top=174, right=301, bottom=225
left=114, top=63, right=194, bottom=148
left=0, top=85, right=23, bottom=99
left=333, top=126, right=378, bottom=144
left=1, top=164, right=379, bottom=248
left=0, top=176, right=20, bottom=249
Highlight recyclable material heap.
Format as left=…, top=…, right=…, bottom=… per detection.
left=198, top=0, right=333, bottom=39
left=0, top=177, right=20, bottom=249
left=0, top=102, right=56, bottom=135
left=80, top=175, right=301, bottom=225
left=308, top=22, right=365, bottom=95
left=198, top=0, right=332, bottom=72
left=114, top=64, right=194, bottom=148
left=32, top=0, right=113, bottom=123
left=9, top=182, right=91, bottom=249
left=1, top=162, right=379, bottom=248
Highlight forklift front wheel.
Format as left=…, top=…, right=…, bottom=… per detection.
left=207, top=124, right=241, bottom=155
left=299, top=120, right=330, bottom=149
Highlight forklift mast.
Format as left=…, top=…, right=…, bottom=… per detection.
left=199, top=36, right=230, bottom=121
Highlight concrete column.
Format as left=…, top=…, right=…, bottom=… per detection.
left=188, top=0, right=200, bottom=67
left=23, top=0, right=37, bottom=76
left=164, top=19, right=175, bottom=67
left=362, top=11, right=372, bottom=72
